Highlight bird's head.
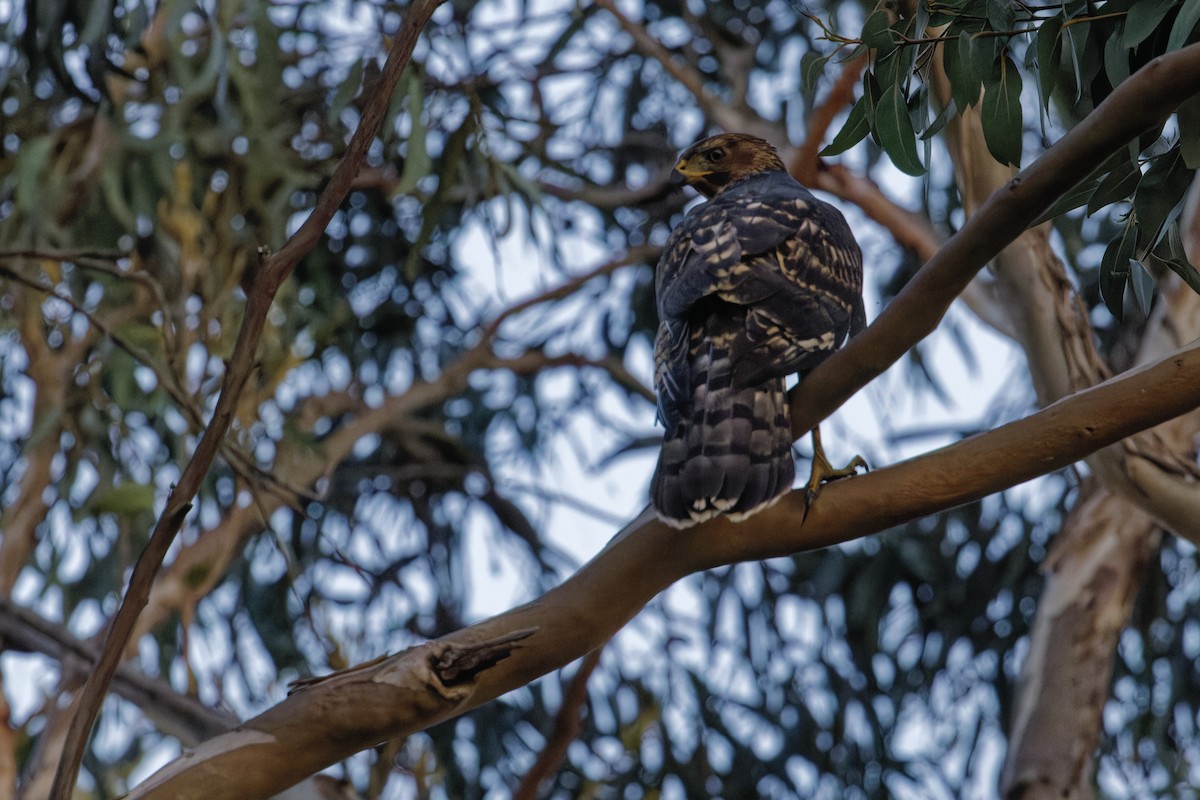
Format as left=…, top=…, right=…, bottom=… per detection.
left=671, top=133, right=787, bottom=198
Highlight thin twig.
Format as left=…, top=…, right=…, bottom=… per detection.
left=481, top=246, right=660, bottom=342
left=512, top=647, right=604, bottom=800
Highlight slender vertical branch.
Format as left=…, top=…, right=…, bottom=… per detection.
left=512, top=647, right=605, bottom=800
left=46, top=3, right=447, bottom=798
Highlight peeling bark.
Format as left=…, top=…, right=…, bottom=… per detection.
left=1002, top=487, right=1158, bottom=800
left=127, top=633, right=534, bottom=800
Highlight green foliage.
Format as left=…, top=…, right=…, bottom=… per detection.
left=1, top=1, right=1199, bottom=798
left=817, top=0, right=1200, bottom=319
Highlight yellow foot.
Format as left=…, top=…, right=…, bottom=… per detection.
left=803, top=427, right=868, bottom=518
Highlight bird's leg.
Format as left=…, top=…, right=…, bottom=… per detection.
left=803, top=426, right=868, bottom=514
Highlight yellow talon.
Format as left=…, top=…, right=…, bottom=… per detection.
left=803, top=426, right=868, bottom=517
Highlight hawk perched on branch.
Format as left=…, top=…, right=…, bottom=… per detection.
left=650, top=133, right=865, bottom=528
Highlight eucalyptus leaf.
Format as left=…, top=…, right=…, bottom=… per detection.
left=861, top=10, right=896, bottom=54
left=1168, top=0, right=1200, bottom=51
left=985, top=0, right=1016, bottom=32
left=1178, top=94, right=1200, bottom=168
left=1134, top=148, right=1193, bottom=254
left=395, top=68, right=432, bottom=196
left=1123, top=0, right=1178, bottom=48
left=1087, top=153, right=1141, bottom=215
left=1099, top=225, right=1137, bottom=320
left=821, top=94, right=871, bottom=157
left=91, top=483, right=157, bottom=515
left=980, top=55, right=1023, bottom=167
left=1130, top=258, right=1157, bottom=317
left=948, top=29, right=983, bottom=110
left=1035, top=14, right=1063, bottom=111
left=1102, top=26, right=1132, bottom=90
left=875, top=83, right=925, bottom=176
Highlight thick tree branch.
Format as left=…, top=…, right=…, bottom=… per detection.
left=129, top=632, right=535, bottom=800
left=1001, top=486, right=1159, bottom=800
left=129, top=340, right=1200, bottom=799
left=789, top=42, right=1200, bottom=438
left=47, top=3, right=448, bottom=798
left=924, top=33, right=1200, bottom=796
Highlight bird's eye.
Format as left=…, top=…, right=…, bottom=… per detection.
left=707, top=147, right=725, bottom=161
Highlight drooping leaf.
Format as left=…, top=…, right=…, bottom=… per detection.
left=1134, top=148, right=1193, bottom=253
left=980, top=54, right=1023, bottom=167
left=946, top=29, right=983, bottom=110
left=921, top=95, right=956, bottom=142
left=1099, top=222, right=1137, bottom=319
left=875, top=83, right=924, bottom=176
left=1088, top=147, right=1141, bottom=215
left=395, top=67, right=433, bottom=197
left=1178, top=94, right=1200, bottom=168
left=91, top=483, right=157, bottom=515
left=801, top=50, right=830, bottom=94
left=985, top=0, right=1016, bottom=32
left=1125, top=0, right=1179, bottom=48
left=1130, top=258, right=1157, bottom=317
left=821, top=94, right=871, bottom=157
left=1035, top=13, right=1064, bottom=110
left=1167, top=0, right=1200, bottom=51
left=861, top=10, right=896, bottom=54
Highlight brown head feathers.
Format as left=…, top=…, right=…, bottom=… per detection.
left=671, top=133, right=788, bottom=198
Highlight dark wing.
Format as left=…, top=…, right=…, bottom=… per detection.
left=654, top=172, right=863, bottom=420
left=722, top=186, right=863, bottom=387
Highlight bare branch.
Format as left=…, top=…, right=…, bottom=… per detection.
left=0, top=598, right=235, bottom=746
left=118, top=271, right=656, bottom=655
left=482, top=246, right=659, bottom=341
left=593, top=0, right=774, bottom=139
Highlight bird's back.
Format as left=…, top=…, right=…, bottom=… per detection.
left=650, top=137, right=864, bottom=527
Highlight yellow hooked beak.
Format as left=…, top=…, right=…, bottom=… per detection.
left=672, top=158, right=713, bottom=185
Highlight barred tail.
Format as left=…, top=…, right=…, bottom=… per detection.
left=650, top=351, right=795, bottom=528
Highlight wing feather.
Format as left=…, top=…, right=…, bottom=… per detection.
left=653, top=170, right=863, bottom=411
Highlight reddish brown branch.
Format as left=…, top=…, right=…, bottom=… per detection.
left=793, top=51, right=867, bottom=187
left=47, top=3, right=448, bottom=798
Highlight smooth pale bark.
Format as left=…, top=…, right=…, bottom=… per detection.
left=924, top=25, right=1200, bottom=796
